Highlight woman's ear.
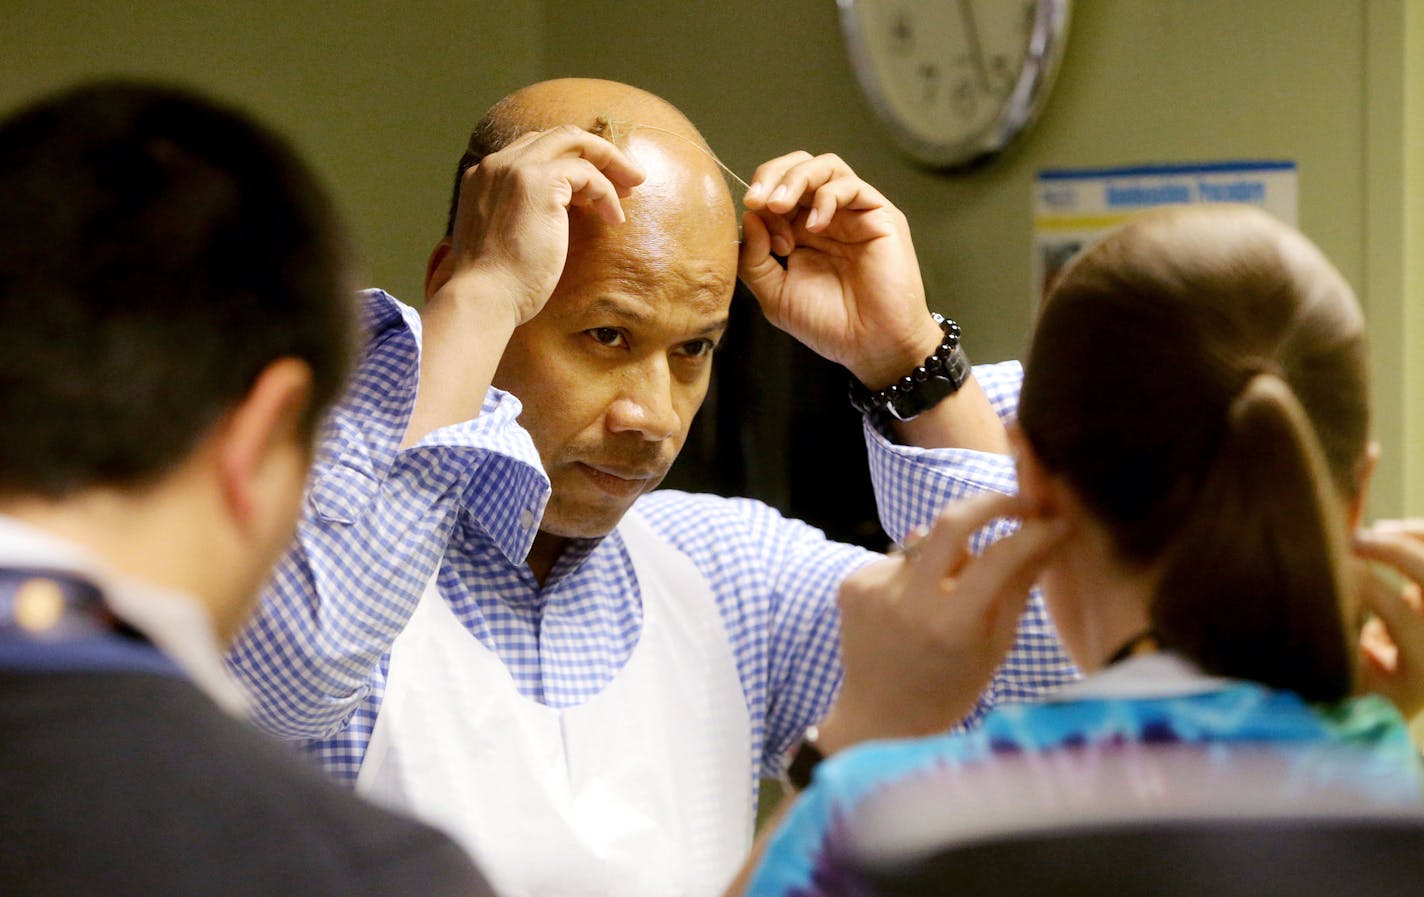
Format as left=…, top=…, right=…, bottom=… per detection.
left=1010, top=424, right=1052, bottom=518
left=1348, top=441, right=1382, bottom=531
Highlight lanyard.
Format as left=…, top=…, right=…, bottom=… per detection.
left=0, top=568, right=181, bottom=677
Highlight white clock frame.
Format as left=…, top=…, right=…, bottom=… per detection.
left=838, top=0, right=1073, bottom=169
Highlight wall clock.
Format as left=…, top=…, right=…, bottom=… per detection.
left=838, top=0, right=1072, bottom=169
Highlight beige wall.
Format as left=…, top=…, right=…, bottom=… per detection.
left=1365, top=0, right=1424, bottom=517
left=2, top=0, right=543, bottom=304
left=3, top=0, right=1421, bottom=515
left=1409, top=2, right=1424, bottom=515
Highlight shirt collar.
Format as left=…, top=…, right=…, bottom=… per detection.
left=0, top=513, right=249, bottom=715
left=1048, top=651, right=1236, bottom=701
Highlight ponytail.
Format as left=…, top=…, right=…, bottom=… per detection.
left=1152, top=373, right=1354, bottom=702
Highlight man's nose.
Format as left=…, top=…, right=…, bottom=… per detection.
left=605, top=357, right=679, bottom=442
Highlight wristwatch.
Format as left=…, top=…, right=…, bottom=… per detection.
left=848, top=313, right=971, bottom=422
left=783, top=725, right=825, bottom=792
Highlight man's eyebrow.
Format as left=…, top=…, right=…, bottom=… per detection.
left=583, top=298, right=729, bottom=337
left=584, top=297, right=653, bottom=325
left=692, top=316, right=731, bottom=338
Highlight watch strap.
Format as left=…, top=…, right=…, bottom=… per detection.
left=784, top=725, right=825, bottom=791
left=848, top=314, right=971, bottom=422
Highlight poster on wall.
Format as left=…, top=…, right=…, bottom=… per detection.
left=1033, top=160, right=1298, bottom=303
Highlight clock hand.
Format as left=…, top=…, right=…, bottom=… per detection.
left=956, top=0, right=993, bottom=94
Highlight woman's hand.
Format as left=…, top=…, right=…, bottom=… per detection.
left=1353, top=520, right=1424, bottom=721
left=817, top=493, right=1069, bottom=754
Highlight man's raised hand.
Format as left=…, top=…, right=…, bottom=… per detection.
left=441, top=126, right=645, bottom=327
left=738, top=151, right=942, bottom=391
left=406, top=128, right=642, bottom=449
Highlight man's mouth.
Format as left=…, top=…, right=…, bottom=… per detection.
left=574, top=461, right=665, bottom=497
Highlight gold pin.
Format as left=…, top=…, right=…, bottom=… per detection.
left=13, top=578, right=67, bottom=633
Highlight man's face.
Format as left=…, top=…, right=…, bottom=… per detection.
left=493, top=135, right=738, bottom=539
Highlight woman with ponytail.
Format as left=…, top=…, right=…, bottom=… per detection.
left=732, top=205, right=1424, bottom=897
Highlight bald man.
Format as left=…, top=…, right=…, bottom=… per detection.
left=227, top=79, right=1076, bottom=896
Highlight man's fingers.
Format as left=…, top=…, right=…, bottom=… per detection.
left=761, top=161, right=833, bottom=215
left=495, top=129, right=544, bottom=154
left=488, top=126, right=646, bottom=191
left=557, top=159, right=627, bottom=225
left=770, top=216, right=798, bottom=257
left=528, top=125, right=646, bottom=188
left=745, top=150, right=904, bottom=257
left=457, top=127, right=645, bottom=233
left=737, top=211, right=787, bottom=307
left=744, top=150, right=816, bottom=209
left=768, top=157, right=852, bottom=216
left=802, top=175, right=869, bottom=233
left=744, top=150, right=896, bottom=246
left=747, top=153, right=860, bottom=230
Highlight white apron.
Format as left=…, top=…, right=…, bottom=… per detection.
left=356, top=510, right=754, bottom=897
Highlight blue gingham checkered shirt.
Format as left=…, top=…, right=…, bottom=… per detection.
left=225, top=289, right=1078, bottom=791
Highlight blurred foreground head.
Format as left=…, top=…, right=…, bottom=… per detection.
left=0, top=79, right=356, bottom=499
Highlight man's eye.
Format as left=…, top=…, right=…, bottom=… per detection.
left=678, top=339, right=716, bottom=358
left=587, top=327, right=626, bottom=348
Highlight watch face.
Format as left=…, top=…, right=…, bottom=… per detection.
left=839, top=0, right=1071, bottom=169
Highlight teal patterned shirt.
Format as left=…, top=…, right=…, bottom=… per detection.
left=748, top=654, right=1421, bottom=897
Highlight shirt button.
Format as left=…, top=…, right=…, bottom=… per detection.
left=519, top=508, right=537, bottom=530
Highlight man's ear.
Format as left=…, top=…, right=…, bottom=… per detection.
left=425, top=238, right=454, bottom=301
left=216, top=358, right=314, bottom=527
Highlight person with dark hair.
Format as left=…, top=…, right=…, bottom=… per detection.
left=0, top=80, right=493, bottom=896
left=734, top=204, right=1424, bottom=895
left=223, top=77, right=1078, bottom=896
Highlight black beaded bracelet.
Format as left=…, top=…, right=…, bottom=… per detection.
left=848, top=314, right=971, bottom=422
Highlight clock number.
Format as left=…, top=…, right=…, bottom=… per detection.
left=890, top=10, right=914, bottom=55
left=956, top=0, right=992, bottom=94
left=918, top=63, right=941, bottom=104
left=953, top=78, right=977, bottom=120
left=991, top=53, right=1015, bottom=94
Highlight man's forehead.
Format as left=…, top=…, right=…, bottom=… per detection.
left=566, top=206, right=736, bottom=292
left=550, top=244, right=734, bottom=322
left=563, top=244, right=734, bottom=298
left=575, top=290, right=730, bottom=326
left=567, top=135, right=739, bottom=258
left=620, top=130, right=734, bottom=203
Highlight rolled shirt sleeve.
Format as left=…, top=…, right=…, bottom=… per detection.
left=225, top=289, right=548, bottom=740
left=862, top=360, right=1078, bottom=723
